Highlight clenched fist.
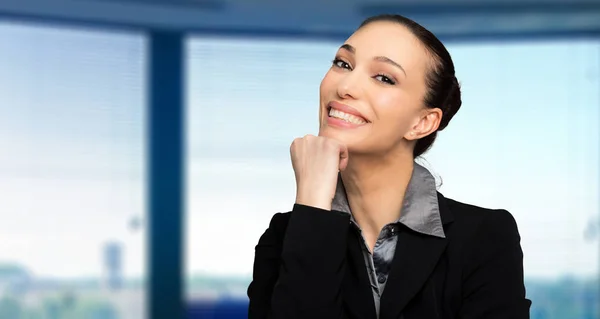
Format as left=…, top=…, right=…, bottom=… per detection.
left=290, top=134, right=349, bottom=211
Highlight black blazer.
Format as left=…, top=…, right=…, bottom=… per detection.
left=247, top=192, right=532, bottom=319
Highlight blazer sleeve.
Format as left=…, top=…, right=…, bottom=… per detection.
left=247, top=204, right=352, bottom=319
left=458, top=209, right=532, bottom=319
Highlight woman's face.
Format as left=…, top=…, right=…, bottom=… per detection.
left=318, top=21, right=442, bottom=156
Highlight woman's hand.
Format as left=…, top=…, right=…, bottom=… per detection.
left=290, top=134, right=349, bottom=211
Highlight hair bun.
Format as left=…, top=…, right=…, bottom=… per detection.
left=439, top=77, right=462, bottom=131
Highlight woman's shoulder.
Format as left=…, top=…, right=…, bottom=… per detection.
left=442, top=194, right=518, bottom=227
left=440, top=194, right=523, bottom=249
left=265, top=211, right=292, bottom=233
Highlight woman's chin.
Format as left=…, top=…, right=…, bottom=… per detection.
left=317, top=129, right=356, bottom=148
left=318, top=126, right=347, bottom=141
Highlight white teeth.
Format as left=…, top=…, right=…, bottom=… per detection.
left=328, top=108, right=367, bottom=125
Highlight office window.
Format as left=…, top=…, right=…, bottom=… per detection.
left=0, top=22, right=147, bottom=318
left=186, top=35, right=599, bottom=318
left=426, top=41, right=600, bottom=319
left=185, top=37, right=335, bottom=302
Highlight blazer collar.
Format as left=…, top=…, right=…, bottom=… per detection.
left=379, top=192, right=454, bottom=318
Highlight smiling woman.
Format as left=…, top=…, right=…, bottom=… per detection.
left=247, top=14, right=531, bottom=319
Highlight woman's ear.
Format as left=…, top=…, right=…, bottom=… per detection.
left=404, top=108, right=442, bottom=140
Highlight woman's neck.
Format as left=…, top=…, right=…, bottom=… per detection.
left=340, top=152, right=414, bottom=250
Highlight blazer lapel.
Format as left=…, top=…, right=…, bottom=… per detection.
left=343, top=228, right=378, bottom=319
left=379, top=193, right=454, bottom=319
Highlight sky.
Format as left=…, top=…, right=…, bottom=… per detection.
left=0, top=21, right=598, bottom=283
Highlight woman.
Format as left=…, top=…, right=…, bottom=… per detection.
left=248, top=14, right=531, bottom=319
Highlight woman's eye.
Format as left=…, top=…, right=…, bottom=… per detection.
left=332, top=58, right=351, bottom=70
left=375, top=74, right=396, bottom=85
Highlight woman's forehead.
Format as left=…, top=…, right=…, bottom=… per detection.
left=343, top=22, right=430, bottom=73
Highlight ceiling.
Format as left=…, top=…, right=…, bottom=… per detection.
left=0, top=0, right=599, bottom=40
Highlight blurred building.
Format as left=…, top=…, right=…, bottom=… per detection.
left=103, top=242, right=123, bottom=291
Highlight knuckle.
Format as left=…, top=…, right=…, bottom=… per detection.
left=290, top=138, right=300, bottom=149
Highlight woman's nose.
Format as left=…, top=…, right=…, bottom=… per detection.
left=336, top=72, right=363, bottom=100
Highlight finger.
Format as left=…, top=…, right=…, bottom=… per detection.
left=338, top=143, right=349, bottom=171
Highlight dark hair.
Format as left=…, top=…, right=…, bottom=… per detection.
left=359, top=14, right=462, bottom=158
